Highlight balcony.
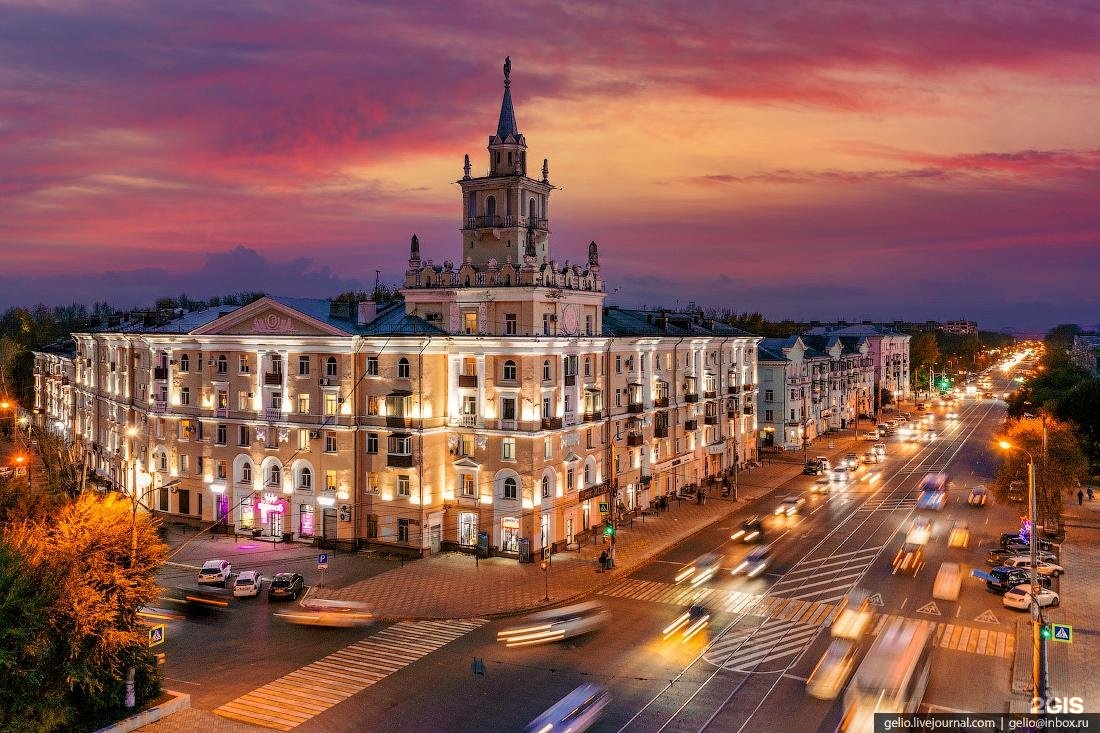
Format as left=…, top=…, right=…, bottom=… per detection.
left=456, top=414, right=478, bottom=427
left=541, top=417, right=563, bottom=430
left=727, top=408, right=739, bottom=419
left=386, top=416, right=410, bottom=429
left=704, top=414, right=719, bottom=425
left=583, top=410, right=603, bottom=422
left=264, top=408, right=285, bottom=421
left=564, top=374, right=576, bottom=387
left=743, top=405, right=755, bottom=415
left=728, top=385, right=740, bottom=394
left=264, top=372, right=282, bottom=386
left=387, top=453, right=415, bottom=468
left=627, top=402, right=643, bottom=414
left=684, top=419, right=698, bottom=431
left=152, top=400, right=167, bottom=414
left=626, top=433, right=644, bottom=447
left=564, top=412, right=578, bottom=426
left=458, top=374, right=478, bottom=388
left=684, top=393, right=699, bottom=403
left=653, top=396, right=670, bottom=408
left=215, top=407, right=230, bottom=418
left=153, top=367, right=168, bottom=381
left=704, top=390, right=717, bottom=400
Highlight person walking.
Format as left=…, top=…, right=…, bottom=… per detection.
left=598, top=550, right=608, bottom=572
left=1089, top=487, right=1095, bottom=501
left=1077, top=489, right=1084, bottom=506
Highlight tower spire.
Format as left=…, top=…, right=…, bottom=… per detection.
left=496, top=56, right=518, bottom=140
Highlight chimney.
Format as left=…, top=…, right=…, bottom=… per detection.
left=357, top=300, right=378, bottom=326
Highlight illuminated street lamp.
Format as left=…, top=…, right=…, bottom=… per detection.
left=997, top=439, right=1047, bottom=701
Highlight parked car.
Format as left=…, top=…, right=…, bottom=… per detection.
left=1001, top=534, right=1055, bottom=552
left=987, top=548, right=1057, bottom=566
left=803, top=462, right=824, bottom=476
left=814, top=456, right=831, bottom=472
left=268, top=572, right=305, bottom=600
left=197, top=559, right=233, bottom=587
left=1003, top=585, right=1060, bottom=611
left=986, top=566, right=1051, bottom=595
left=1001, top=556, right=1064, bottom=577
left=967, top=486, right=989, bottom=507
left=233, top=570, right=263, bottom=598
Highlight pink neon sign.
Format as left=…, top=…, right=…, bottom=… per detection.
left=255, top=493, right=288, bottom=524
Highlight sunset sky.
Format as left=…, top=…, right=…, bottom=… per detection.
left=2, top=0, right=1098, bottom=330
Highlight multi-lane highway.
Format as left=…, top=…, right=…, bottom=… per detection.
left=157, top=366, right=1036, bottom=732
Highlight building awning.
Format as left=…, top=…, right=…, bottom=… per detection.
left=388, top=390, right=412, bottom=397
left=584, top=386, right=601, bottom=393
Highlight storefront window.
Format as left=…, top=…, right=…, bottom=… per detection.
left=459, top=512, right=477, bottom=546
left=240, top=503, right=255, bottom=529
left=501, top=517, right=520, bottom=552
left=300, top=504, right=315, bottom=538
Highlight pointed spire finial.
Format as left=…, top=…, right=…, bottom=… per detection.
left=542, top=158, right=549, bottom=183
left=410, top=234, right=421, bottom=263
left=503, top=56, right=511, bottom=86
left=588, top=241, right=599, bottom=267
left=463, top=154, right=471, bottom=179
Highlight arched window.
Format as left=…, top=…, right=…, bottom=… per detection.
left=529, top=198, right=536, bottom=223
left=467, top=194, right=476, bottom=222
left=503, top=477, right=518, bottom=499
left=326, top=357, right=337, bottom=377
left=584, top=358, right=591, bottom=377
left=179, top=353, right=189, bottom=372
left=241, top=462, right=253, bottom=484
left=541, top=475, right=550, bottom=498
left=216, top=355, right=227, bottom=374
left=486, top=195, right=496, bottom=221
left=543, top=360, right=551, bottom=381
left=503, top=360, right=517, bottom=381
left=157, top=452, right=168, bottom=472
left=583, top=462, right=592, bottom=486
left=268, top=464, right=281, bottom=486
left=398, top=358, right=410, bottom=379
left=299, top=467, right=312, bottom=489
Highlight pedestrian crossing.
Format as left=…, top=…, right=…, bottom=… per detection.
left=856, top=496, right=918, bottom=512
left=766, top=545, right=885, bottom=604
left=703, top=618, right=822, bottom=672
left=872, top=613, right=1014, bottom=659
left=213, top=618, right=486, bottom=731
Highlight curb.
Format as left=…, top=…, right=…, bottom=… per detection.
left=94, top=690, right=190, bottom=733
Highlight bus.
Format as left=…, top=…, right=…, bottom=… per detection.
left=841, top=619, right=933, bottom=733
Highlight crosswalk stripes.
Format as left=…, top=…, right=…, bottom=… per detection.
left=766, top=545, right=884, bottom=603
left=870, top=613, right=1014, bottom=658
left=213, top=618, right=486, bottom=731
left=703, top=618, right=822, bottom=672
left=600, top=578, right=717, bottom=607
left=857, top=496, right=918, bottom=512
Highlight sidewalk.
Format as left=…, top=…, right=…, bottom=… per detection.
left=311, top=431, right=866, bottom=620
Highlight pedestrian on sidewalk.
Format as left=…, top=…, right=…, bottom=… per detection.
left=1089, top=487, right=1095, bottom=501
left=1077, top=489, right=1084, bottom=506
left=598, top=550, right=608, bottom=572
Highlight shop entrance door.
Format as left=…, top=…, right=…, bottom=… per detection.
left=271, top=511, right=283, bottom=536
left=566, top=517, right=574, bottom=545
left=430, top=525, right=441, bottom=554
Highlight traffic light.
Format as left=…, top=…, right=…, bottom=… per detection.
left=603, top=521, right=615, bottom=538
left=1040, top=623, right=1053, bottom=640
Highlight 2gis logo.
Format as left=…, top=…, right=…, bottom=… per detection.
left=1030, top=696, right=1084, bottom=714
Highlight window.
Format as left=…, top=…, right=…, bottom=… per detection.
left=543, top=313, right=552, bottom=335
left=178, top=453, right=189, bottom=474
left=389, top=435, right=412, bottom=455
left=398, top=475, right=410, bottom=497
left=326, top=357, right=337, bottom=377
left=179, top=354, right=190, bottom=372
left=216, top=355, right=227, bottom=374
left=241, top=462, right=252, bottom=484
left=502, top=437, right=515, bottom=460
left=216, top=424, right=227, bottom=446
left=298, top=393, right=310, bottom=414
left=367, top=432, right=378, bottom=454
left=542, top=397, right=551, bottom=419
left=503, top=477, right=518, bottom=500
left=239, top=354, right=250, bottom=374
left=586, top=429, right=594, bottom=449
left=324, top=393, right=338, bottom=416
left=367, top=396, right=380, bottom=415
left=271, top=354, right=282, bottom=375
left=460, top=434, right=475, bottom=457
left=505, top=313, right=517, bottom=335
left=584, top=462, right=592, bottom=485
left=238, top=424, right=249, bottom=446
left=324, top=432, right=337, bottom=453
left=180, top=387, right=190, bottom=405
left=502, top=360, right=517, bottom=381
left=544, top=437, right=552, bottom=459
left=299, top=467, right=312, bottom=489
left=585, top=314, right=593, bottom=335
left=238, top=390, right=250, bottom=411
left=270, top=391, right=281, bottom=410
left=765, top=389, right=774, bottom=401
left=367, top=357, right=378, bottom=376
left=615, top=355, right=621, bottom=374
left=541, top=475, right=550, bottom=498
left=298, top=429, right=310, bottom=450
left=765, top=409, right=774, bottom=422
left=325, top=469, right=337, bottom=490
left=398, top=358, right=410, bottom=379
left=461, top=474, right=475, bottom=497
left=268, top=464, right=281, bottom=486
left=398, top=518, right=410, bottom=543
left=298, top=356, right=310, bottom=375
left=584, top=358, right=591, bottom=377
left=216, top=460, right=227, bottom=480
left=501, top=398, right=516, bottom=421
left=464, top=312, right=477, bottom=334
left=543, top=360, right=552, bottom=381
left=566, top=468, right=575, bottom=491
left=615, top=389, right=622, bottom=407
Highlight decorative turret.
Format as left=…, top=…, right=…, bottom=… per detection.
left=588, top=240, right=599, bottom=268
left=541, top=158, right=549, bottom=184
left=463, top=154, right=471, bottom=180
left=409, top=234, right=421, bottom=268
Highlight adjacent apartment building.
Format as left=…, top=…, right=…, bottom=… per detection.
left=34, top=61, right=761, bottom=557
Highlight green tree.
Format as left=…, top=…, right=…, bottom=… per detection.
left=909, top=332, right=940, bottom=392
left=994, top=416, right=1086, bottom=530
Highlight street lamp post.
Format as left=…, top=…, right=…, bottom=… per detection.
left=998, top=440, right=1046, bottom=703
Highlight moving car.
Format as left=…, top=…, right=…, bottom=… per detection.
left=932, top=562, right=962, bottom=601
left=675, top=553, right=723, bottom=587
left=967, top=486, right=988, bottom=507
left=524, top=683, right=610, bottom=733
left=277, top=600, right=373, bottom=627
left=811, top=477, right=832, bottom=494
left=267, top=572, right=305, bottom=601
left=732, top=546, right=771, bottom=578
left=497, top=601, right=609, bottom=647
left=831, top=590, right=875, bottom=640
left=804, top=462, right=825, bottom=476
left=945, top=411, right=959, bottom=420
left=843, top=453, right=860, bottom=471
left=865, top=429, right=880, bottom=440
left=197, top=559, right=233, bottom=587
left=1001, top=556, right=1064, bottom=577
left=662, top=604, right=711, bottom=642
left=906, top=518, right=932, bottom=546
left=947, top=523, right=969, bottom=548
left=806, top=639, right=859, bottom=700
left=916, top=472, right=949, bottom=511
left=861, top=452, right=880, bottom=465
left=775, top=495, right=806, bottom=516
left=829, top=467, right=851, bottom=485
left=232, top=570, right=263, bottom=598
left=731, top=516, right=765, bottom=543
left=892, top=543, right=924, bottom=575
left=1003, top=585, right=1060, bottom=611
left=872, top=443, right=887, bottom=458
left=1007, top=481, right=1026, bottom=503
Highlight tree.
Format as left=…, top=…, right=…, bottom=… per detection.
left=1043, top=324, right=1082, bottom=369
left=994, top=416, right=1087, bottom=530
left=909, top=332, right=940, bottom=393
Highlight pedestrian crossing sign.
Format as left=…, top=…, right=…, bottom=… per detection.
left=1052, top=624, right=1072, bottom=643
left=148, top=624, right=165, bottom=647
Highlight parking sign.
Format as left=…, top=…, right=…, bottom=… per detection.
left=317, top=552, right=329, bottom=569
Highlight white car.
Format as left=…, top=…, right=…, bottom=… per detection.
left=1003, top=584, right=1060, bottom=610
left=829, top=467, right=850, bottom=484
left=233, top=570, right=263, bottom=597
left=861, top=451, right=879, bottom=465
left=197, top=559, right=233, bottom=586
left=945, top=411, right=959, bottom=420
left=1002, top=556, right=1064, bottom=577
left=872, top=443, right=887, bottom=458
left=775, top=495, right=807, bottom=516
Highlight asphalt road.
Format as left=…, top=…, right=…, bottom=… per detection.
left=159, top=364, right=1038, bottom=732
